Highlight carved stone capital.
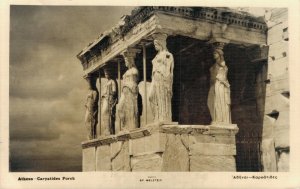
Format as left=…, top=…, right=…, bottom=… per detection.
left=121, top=48, right=140, bottom=59
left=152, top=33, right=168, bottom=41
left=152, top=33, right=169, bottom=49
left=207, top=32, right=229, bottom=50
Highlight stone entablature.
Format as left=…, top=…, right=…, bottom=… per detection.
left=82, top=123, right=238, bottom=171
left=76, top=6, right=267, bottom=74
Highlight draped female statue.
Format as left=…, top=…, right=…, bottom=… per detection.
left=101, top=68, right=117, bottom=135
left=116, top=50, right=139, bottom=131
left=84, top=76, right=99, bottom=140
left=207, top=44, right=231, bottom=124
left=149, top=33, right=174, bottom=122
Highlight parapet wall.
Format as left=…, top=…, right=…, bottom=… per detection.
left=82, top=123, right=239, bottom=171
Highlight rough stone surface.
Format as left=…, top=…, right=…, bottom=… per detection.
left=111, top=141, right=130, bottom=171
left=269, top=74, right=289, bottom=93
left=274, top=110, right=289, bottom=148
left=267, top=22, right=286, bottom=45
left=261, top=138, right=277, bottom=171
left=268, top=41, right=288, bottom=60
left=265, top=93, right=289, bottom=114
left=268, top=57, right=288, bottom=78
left=131, top=153, right=163, bottom=171
left=262, top=115, right=275, bottom=139
left=205, top=124, right=239, bottom=135
left=189, top=142, right=236, bottom=156
left=96, top=145, right=111, bottom=171
left=277, top=151, right=289, bottom=172
left=189, top=134, right=235, bottom=145
left=190, top=155, right=236, bottom=172
left=82, top=147, right=96, bottom=172
left=162, top=134, right=189, bottom=171
left=129, top=132, right=166, bottom=156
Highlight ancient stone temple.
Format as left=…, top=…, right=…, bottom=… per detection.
left=77, top=7, right=289, bottom=172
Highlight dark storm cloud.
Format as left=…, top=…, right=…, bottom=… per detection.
left=10, top=6, right=133, bottom=99
left=9, top=6, right=134, bottom=171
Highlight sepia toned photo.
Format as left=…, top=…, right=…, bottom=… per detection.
left=1, top=1, right=299, bottom=188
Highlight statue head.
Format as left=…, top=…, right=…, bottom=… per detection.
left=121, top=49, right=138, bottom=68
left=153, top=33, right=168, bottom=51
left=103, top=67, right=112, bottom=79
left=212, top=42, right=225, bottom=64
left=124, top=57, right=135, bottom=68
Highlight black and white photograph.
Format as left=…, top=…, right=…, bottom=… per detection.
left=1, top=1, right=299, bottom=188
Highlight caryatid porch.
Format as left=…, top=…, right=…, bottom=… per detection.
left=77, top=7, right=267, bottom=172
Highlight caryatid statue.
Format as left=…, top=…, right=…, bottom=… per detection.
left=101, top=68, right=117, bottom=135
left=207, top=42, right=231, bottom=124
left=84, top=76, right=99, bottom=140
left=116, top=49, right=139, bottom=131
left=149, top=33, right=174, bottom=122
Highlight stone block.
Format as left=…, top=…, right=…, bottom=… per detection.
left=190, top=155, right=236, bottom=171
left=274, top=108, right=289, bottom=127
left=274, top=110, right=289, bottom=148
left=111, top=141, right=130, bottom=171
left=131, top=153, right=163, bottom=171
left=189, top=134, right=236, bottom=145
left=204, top=124, right=239, bottom=135
left=270, top=9, right=288, bottom=24
left=268, top=57, right=288, bottom=78
left=162, top=134, right=189, bottom=171
left=265, top=93, right=289, bottom=114
left=129, top=132, right=166, bottom=156
left=260, top=138, right=277, bottom=171
left=269, top=74, right=289, bottom=94
left=145, top=132, right=167, bottom=153
left=268, top=41, right=288, bottom=60
left=277, top=151, right=289, bottom=172
left=98, top=135, right=117, bottom=145
left=128, top=128, right=151, bottom=139
left=274, top=127, right=289, bottom=150
left=189, top=140, right=236, bottom=156
left=267, top=22, right=286, bottom=45
left=161, top=124, right=194, bottom=134
left=82, top=147, right=96, bottom=172
left=262, top=115, right=275, bottom=139
left=96, top=145, right=111, bottom=171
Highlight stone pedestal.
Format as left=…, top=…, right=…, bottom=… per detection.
left=82, top=123, right=239, bottom=172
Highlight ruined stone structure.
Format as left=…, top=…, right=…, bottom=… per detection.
left=77, top=7, right=289, bottom=172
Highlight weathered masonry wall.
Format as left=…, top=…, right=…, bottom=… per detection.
left=261, top=8, right=289, bottom=171
left=82, top=124, right=238, bottom=172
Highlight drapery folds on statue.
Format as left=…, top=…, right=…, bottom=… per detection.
left=116, top=49, right=140, bottom=131
left=207, top=42, right=231, bottom=124
left=149, top=33, right=174, bottom=122
left=84, top=76, right=99, bottom=139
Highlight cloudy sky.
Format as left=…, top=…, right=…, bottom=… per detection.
left=9, top=6, right=133, bottom=172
